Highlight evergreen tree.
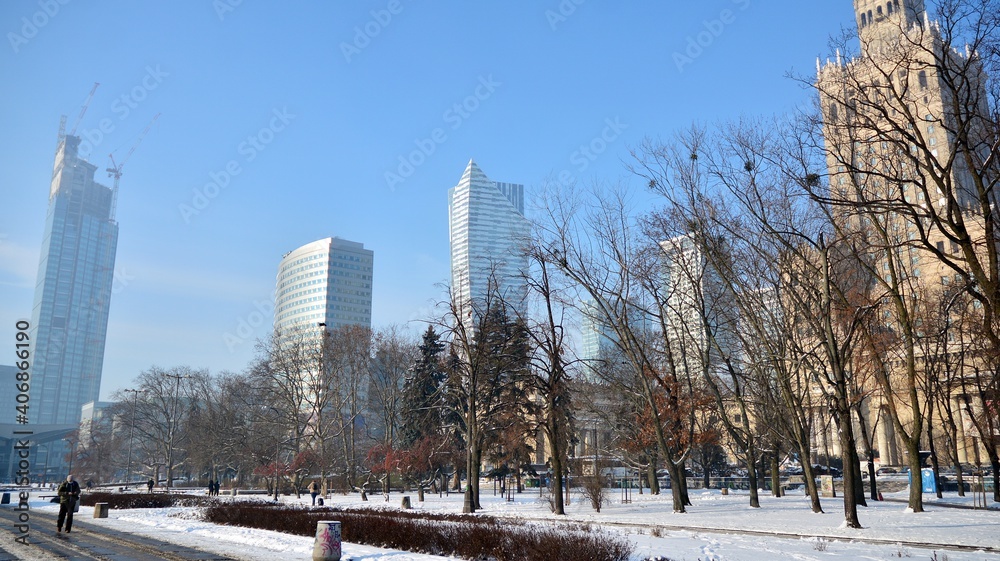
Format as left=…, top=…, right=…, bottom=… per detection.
left=399, top=326, right=446, bottom=447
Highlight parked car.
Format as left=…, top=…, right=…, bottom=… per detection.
left=876, top=467, right=898, bottom=476
left=812, top=465, right=842, bottom=477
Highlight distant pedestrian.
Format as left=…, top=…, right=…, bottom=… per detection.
left=57, top=475, right=81, bottom=533
left=147, top=478, right=154, bottom=493
left=212, top=480, right=219, bottom=497
left=308, top=480, right=319, bottom=505
left=208, top=479, right=214, bottom=496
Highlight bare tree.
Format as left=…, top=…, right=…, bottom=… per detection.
left=439, top=269, right=533, bottom=513
left=535, top=184, right=703, bottom=513
left=114, top=366, right=204, bottom=488
left=519, top=238, right=577, bottom=515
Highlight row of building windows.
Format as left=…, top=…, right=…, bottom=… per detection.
left=860, top=1, right=901, bottom=27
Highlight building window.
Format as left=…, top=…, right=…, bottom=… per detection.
left=919, top=71, right=928, bottom=89
left=861, top=13, right=867, bottom=26
left=877, top=6, right=884, bottom=16
left=887, top=2, right=894, bottom=14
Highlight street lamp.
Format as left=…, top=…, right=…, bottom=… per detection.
left=123, top=388, right=145, bottom=488
left=274, top=431, right=280, bottom=502
left=63, top=437, right=76, bottom=476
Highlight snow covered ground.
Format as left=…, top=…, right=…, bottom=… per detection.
left=21, top=487, right=1000, bottom=561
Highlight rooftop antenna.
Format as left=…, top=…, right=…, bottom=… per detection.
left=106, top=113, right=160, bottom=221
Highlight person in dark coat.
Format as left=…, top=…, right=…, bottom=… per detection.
left=57, top=475, right=81, bottom=533
left=147, top=478, right=154, bottom=493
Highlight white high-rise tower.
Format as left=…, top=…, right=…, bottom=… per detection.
left=448, top=159, right=530, bottom=319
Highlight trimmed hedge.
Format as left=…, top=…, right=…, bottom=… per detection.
left=81, top=491, right=216, bottom=509
left=203, top=501, right=633, bottom=561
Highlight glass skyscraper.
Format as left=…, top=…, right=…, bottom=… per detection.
left=29, top=134, right=119, bottom=426
left=448, top=160, right=530, bottom=318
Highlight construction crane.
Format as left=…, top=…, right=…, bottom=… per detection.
left=69, top=82, right=100, bottom=136
left=106, top=113, right=160, bottom=221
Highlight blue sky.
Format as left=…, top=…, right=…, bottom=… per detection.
left=0, top=0, right=854, bottom=400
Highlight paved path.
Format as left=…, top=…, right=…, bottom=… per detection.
left=0, top=505, right=234, bottom=560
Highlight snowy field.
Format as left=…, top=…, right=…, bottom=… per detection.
left=15, top=487, right=1000, bottom=561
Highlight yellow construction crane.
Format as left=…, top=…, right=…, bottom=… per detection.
left=107, top=113, right=160, bottom=221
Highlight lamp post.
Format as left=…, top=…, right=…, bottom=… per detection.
left=63, top=437, right=76, bottom=476
left=123, top=388, right=144, bottom=488
left=275, top=431, right=280, bottom=502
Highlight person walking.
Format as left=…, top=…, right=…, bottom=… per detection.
left=308, top=480, right=320, bottom=506
left=147, top=478, right=154, bottom=493
left=57, top=475, right=81, bottom=533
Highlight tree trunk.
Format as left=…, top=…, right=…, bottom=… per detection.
left=550, top=443, right=565, bottom=515
left=988, top=451, right=1000, bottom=503
left=926, top=416, right=944, bottom=499
left=678, top=466, right=691, bottom=506
left=647, top=465, right=660, bottom=495
left=838, top=427, right=862, bottom=528
left=771, top=449, right=782, bottom=498
left=903, top=438, right=924, bottom=513
left=855, top=403, right=878, bottom=501
left=850, top=446, right=866, bottom=507
left=746, top=446, right=760, bottom=508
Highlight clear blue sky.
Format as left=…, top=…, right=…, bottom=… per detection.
left=0, top=0, right=854, bottom=400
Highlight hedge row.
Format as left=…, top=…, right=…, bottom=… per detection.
left=80, top=491, right=216, bottom=509
left=203, top=501, right=634, bottom=561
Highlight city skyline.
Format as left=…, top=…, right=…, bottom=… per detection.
left=0, top=1, right=854, bottom=399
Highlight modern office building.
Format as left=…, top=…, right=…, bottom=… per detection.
left=448, top=159, right=530, bottom=319
left=660, top=234, right=738, bottom=377
left=274, top=237, right=374, bottom=336
left=29, top=133, right=119, bottom=426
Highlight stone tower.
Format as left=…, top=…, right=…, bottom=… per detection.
left=854, top=0, right=926, bottom=50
